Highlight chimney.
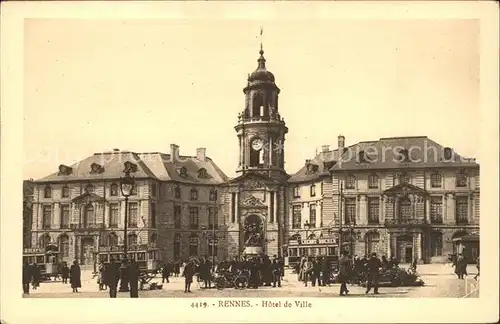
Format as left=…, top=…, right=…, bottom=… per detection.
left=113, top=148, right=120, bottom=152
left=321, top=145, right=329, bottom=153
left=305, top=159, right=311, bottom=165
left=196, top=148, right=206, bottom=162
left=338, top=134, right=345, bottom=152
left=170, top=144, right=179, bottom=161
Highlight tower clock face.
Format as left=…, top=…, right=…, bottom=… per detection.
left=251, top=138, right=264, bottom=151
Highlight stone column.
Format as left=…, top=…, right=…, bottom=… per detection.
left=417, top=233, right=422, bottom=259
left=471, top=195, right=476, bottom=224
left=267, top=191, right=272, bottom=223
left=379, top=196, right=384, bottom=224
left=268, top=137, right=273, bottom=166
left=54, top=203, right=61, bottom=228
left=235, top=192, right=239, bottom=223
left=425, top=197, right=431, bottom=223
left=238, top=136, right=242, bottom=166
left=103, top=203, right=108, bottom=228
left=468, top=195, right=473, bottom=223
left=359, top=195, right=367, bottom=224
left=387, top=232, right=391, bottom=258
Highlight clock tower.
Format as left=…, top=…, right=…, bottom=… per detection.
left=225, top=45, right=288, bottom=259
left=235, top=46, right=288, bottom=179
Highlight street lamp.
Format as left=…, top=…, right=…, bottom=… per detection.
left=119, top=170, right=135, bottom=292
left=304, top=221, right=312, bottom=238
left=201, top=225, right=225, bottom=272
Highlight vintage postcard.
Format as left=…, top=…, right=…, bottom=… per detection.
left=1, top=1, right=499, bottom=323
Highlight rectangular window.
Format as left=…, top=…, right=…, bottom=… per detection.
left=368, top=175, right=379, bottom=189
left=60, top=205, right=70, bottom=228
left=62, top=186, right=70, bottom=198
left=270, top=192, right=275, bottom=223
left=455, top=197, right=468, bottom=224
left=292, top=205, right=302, bottom=229
left=367, top=197, right=379, bottom=224
left=131, top=184, right=138, bottom=196
left=310, top=185, right=316, bottom=197
left=344, top=198, right=356, bottom=224
left=293, top=187, right=300, bottom=198
left=128, top=203, right=138, bottom=227
left=109, top=203, right=119, bottom=227
left=431, top=173, right=442, bottom=188
left=189, top=207, right=199, bottom=229
left=174, top=206, right=181, bottom=229
left=208, top=241, right=218, bottom=257
left=309, top=204, right=316, bottom=227
left=430, top=197, right=443, bottom=223
left=208, top=207, right=218, bottom=229
left=151, top=183, right=157, bottom=197
left=231, top=193, right=236, bottom=223
left=151, top=202, right=156, bottom=228
left=42, top=205, right=52, bottom=229
left=431, top=233, right=443, bottom=257
left=345, top=176, right=356, bottom=189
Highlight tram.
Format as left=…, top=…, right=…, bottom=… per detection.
left=94, top=244, right=160, bottom=274
left=285, top=237, right=347, bottom=270
left=23, top=245, right=65, bottom=281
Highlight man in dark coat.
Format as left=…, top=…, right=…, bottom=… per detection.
left=162, top=262, right=170, bottom=284
left=321, top=256, right=331, bottom=286
left=61, top=262, right=69, bottom=284
left=365, top=252, right=382, bottom=295
left=311, top=256, right=322, bottom=287
left=338, top=251, right=351, bottom=296
left=31, top=263, right=41, bottom=290
left=182, top=261, right=195, bottom=293
left=69, top=260, right=81, bottom=293
left=128, top=259, right=140, bottom=298
left=271, top=257, right=282, bottom=288
left=201, top=257, right=212, bottom=289
left=105, top=258, right=120, bottom=298
left=23, top=261, right=33, bottom=294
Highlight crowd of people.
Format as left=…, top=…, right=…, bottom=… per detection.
left=22, top=260, right=81, bottom=295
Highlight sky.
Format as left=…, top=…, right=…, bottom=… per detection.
left=23, top=19, right=480, bottom=180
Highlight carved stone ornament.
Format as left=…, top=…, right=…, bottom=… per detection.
left=242, top=195, right=265, bottom=207
left=244, top=180, right=266, bottom=190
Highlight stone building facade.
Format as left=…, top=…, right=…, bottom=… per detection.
left=26, top=46, right=480, bottom=265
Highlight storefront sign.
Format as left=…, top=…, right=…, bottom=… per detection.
left=23, top=248, right=43, bottom=254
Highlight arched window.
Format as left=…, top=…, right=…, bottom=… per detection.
left=252, top=93, right=264, bottom=117
left=289, top=234, right=301, bottom=243
left=58, top=234, right=69, bottom=258
left=44, top=186, right=52, bottom=198
left=190, top=188, right=198, bottom=201
left=110, top=183, right=119, bottom=196
left=107, top=232, right=118, bottom=246
left=85, top=184, right=95, bottom=193
left=128, top=233, right=138, bottom=247
left=365, top=232, right=380, bottom=255
left=209, top=189, right=217, bottom=201
left=399, top=173, right=410, bottom=184
left=430, top=231, right=443, bottom=257
left=174, top=186, right=181, bottom=199
left=39, top=234, right=51, bottom=249
left=189, top=234, right=198, bottom=256
left=174, top=234, right=181, bottom=259
left=398, top=197, right=412, bottom=219
left=84, top=204, right=95, bottom=226
left=345, top=175, right=356, bottom=189
left=308, top=234, right=316, bottom=240
left=151, top=233, right=158, bottom=247
left=431, top=172, right=442, bottom=188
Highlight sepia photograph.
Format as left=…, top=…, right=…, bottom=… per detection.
left=1, top=1, right=499, bottom=323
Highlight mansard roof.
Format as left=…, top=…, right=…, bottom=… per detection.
left=35, top=150, right=228, bottom=185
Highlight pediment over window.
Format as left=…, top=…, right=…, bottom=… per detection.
left=197, top=168, right=211, bottom=179
left=123, top=161, right=138, bottom=173
left=323, top=161, right=336, bottom=171
left=58, top=164, right=73, bottom=176
left=90, top=163, right=104, bottom=174
left=71, top=192, right=106, bottom=207
left=178, top=167, right=188, bottom=178
left=383, top=183, right=428, bottom=197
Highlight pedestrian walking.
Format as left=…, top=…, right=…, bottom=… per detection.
left=365, top=252, right=382, bottom=295
left=61, top=262, right=69, bottom=284
left=22, top=261, right=33, bottom=295
left=31, top=263, right=41, bottom=290
left=321, top=256, right=331, bottom=286
left=182, top=261, right=195, bottom=293
left=162, top=262, right=170, bottom=284
left=129, top=259, right=140, bottom=298
left=106, top=258, right=120, bottom=298
left=271, top=257, right=282, bottom=288
left=455, top=253, right=467, bottom=279
left=338, top=251, right=351, bottom=296
left=98, top=262, right=106, bottom=290
left=69, top=260, right=81, bottom=293
left=301, top=258, right=313, bottom=287
left=311, top=257, right=322, bottom=287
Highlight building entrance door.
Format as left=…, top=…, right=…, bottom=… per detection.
left=396, top=235, right=413, bottom=263
left=80, top=237, right=95, bottom=266
left=405, top=246, right=413, bottom=263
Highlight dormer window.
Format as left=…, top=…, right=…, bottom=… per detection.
left=306, top=163, right=319, bottom=174
left=396, top=148, right=410, bottom=163
left=44, top=186, right=52, bottom=198
left=178, top=167, right=188, bottom=178
left=443, top=147, right=453, bottom=161
left=197, top=168, right=210, bottom=179
left=90, top=163, right=104, bottom=174
left=190, top=188, right=198, bottom=201
left=209, top=188, right=217, bottom=201
left=123, top=161, right=138, bottom=173
left=58, top=165, right=73, bottom=176
left=85, top=184, right=95, bottom=193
